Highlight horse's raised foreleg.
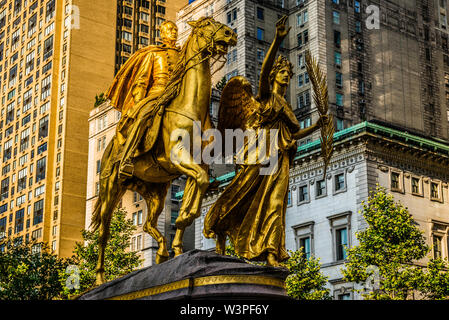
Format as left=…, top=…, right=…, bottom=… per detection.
left=95, top=166, right=125, bottom=286
left=138, top=182, right=170, bottom=264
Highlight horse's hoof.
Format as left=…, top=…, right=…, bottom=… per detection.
left=156, top=252, right=169, bottom=264
left=173, top=247, right=183, bottom=257
left=95, top=273, right=105, bottom=286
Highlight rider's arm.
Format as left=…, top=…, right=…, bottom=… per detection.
left=132, top=52, right=154, bottom=104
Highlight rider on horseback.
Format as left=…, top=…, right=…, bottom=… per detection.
left=106, top=21, right=181, bottom=180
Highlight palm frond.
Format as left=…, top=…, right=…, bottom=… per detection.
left=305, top=50, right=334, bottom=177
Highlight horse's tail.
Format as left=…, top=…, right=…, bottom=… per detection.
left=90, top=137, right=116, bottom=231
left=90, top=196, right=102, bottom=231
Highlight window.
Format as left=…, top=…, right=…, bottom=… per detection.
left=433, top=235, right=442, bottom=259
left=0, top=217, right=6, bottom=240
left=137, top=210, right=143, bottom=225
left=33, top=199, right=44, bottom=225
left=338, top=293, right=351, bottom=300
left=336, top=72, right=342, bottom=87
left=38, top=115, right=49, bottom=139
left=327, top=211, right=351, bottom=261
left=390, top=171, right=401, bottom=192
left=287, top=190, right=292, bottom=206
left=256, top=27, right=264, bottom=41
left=334, top=30, right=341, bottom=47
left=227, top=8, right=237, bottom=24
left=355, top=20, right=362, bottom=33
left=171, top=210, right=178, bottom=225
left=256, top=7, right=264, bottom=20
left=297, top=90, right=311, bottom=109
left=354, top=1, right=361, bottom=13
left=31, top=228, right=42, bottom=240
left=1, top=177, right=9, bottom=201
left=316, top=179, right=326, bottom=198
left=430, top=182, right=442, bottom=201
left=299, top=237, right=311, bottom=259
left=298, top=52, right=305, bottom=67
left=36, top=157, right=47, bottom=182
left=122, top=31, right=132, bottom=42
left=293, top=222, right=314, bottom=259
left=335, top=173, right=345, bottom=192
left=298, top=184, right=309, bottom=203
left=333, top=11, right=340, bottom=24
left=336, top=93, right=343, bottom=106
left=43, top=35, right=54, bottom=60
left=334, top=51, right=341, bottom=66
left=298, top=74, right=303, bottom=87
left=257, top=48, right=264, bottom=62
left=299, top=117, right=311, bottom=129
left=411, top=177, right=422, bottom=195
left=15, top=209, right=24, bottom=233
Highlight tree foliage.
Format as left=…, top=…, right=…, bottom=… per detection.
left=60, top=208, right=142, bottom=298
left=214, top=76, right=227, bottom=92
left=94, top=92, right=106, bottom=108
left=342, top=186, right=449, bottom=300
left=0, top=240, right=70, bottom=300
left=283, top=249, right=331, bottom=300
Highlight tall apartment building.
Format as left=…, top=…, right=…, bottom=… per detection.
left=175, top=0, right=449, bottom=298
left=0, top=0, right=116, bottom=257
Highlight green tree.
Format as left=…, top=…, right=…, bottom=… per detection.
left=214, top=76, right=227, bottom=92
left=94, top=92, right=106, bottom=108
left=342, top=186, right=449, bottom=300
left=283, top=249, right=331, bottom=300
left=60, top=208, right=142, bottom=298
left=0, top=240, right=70, bottom=300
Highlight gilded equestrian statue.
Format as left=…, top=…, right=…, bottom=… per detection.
left=91, top=18, right=237, bottom=285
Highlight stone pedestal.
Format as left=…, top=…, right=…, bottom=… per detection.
left=77, top=249, right=290, bottom=300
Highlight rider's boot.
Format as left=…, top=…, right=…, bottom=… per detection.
left=119, top=160, right=134, bottom=181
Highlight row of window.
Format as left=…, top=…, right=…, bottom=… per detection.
left=0, top=198, right=44, bottom=240
left=390, top=171, right=445, bottom=202
left=287, top=172, right=346, bottom=206
left=293, top=212, right=350, bottom=262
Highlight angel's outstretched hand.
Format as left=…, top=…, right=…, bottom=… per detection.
left=275, top=15, right=291, bottom=39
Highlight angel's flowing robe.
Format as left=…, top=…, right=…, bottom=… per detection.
left=203, top=92, right=300, bottom=262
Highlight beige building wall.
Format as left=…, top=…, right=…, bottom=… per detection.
left=0, top=0, right=116, bottom=257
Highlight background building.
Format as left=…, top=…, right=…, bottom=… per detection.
left=0, top=0, right=116, bottom=256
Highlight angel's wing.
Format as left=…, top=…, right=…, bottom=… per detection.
left=217, top=76, right=260, bottom=136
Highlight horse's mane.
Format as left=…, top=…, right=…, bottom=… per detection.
left=155, top=17, right=215, bottom=110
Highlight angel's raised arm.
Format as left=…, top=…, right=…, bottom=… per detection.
left=258, top=16, right=290, bottom=101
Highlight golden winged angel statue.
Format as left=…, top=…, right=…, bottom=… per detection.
left=203, top=16, right=333, bottom=266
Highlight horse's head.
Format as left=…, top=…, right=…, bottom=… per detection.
left=188, top=17, right=237, bottom=56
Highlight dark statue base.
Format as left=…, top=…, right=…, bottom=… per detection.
left=77, top=249, right=291, bottom=300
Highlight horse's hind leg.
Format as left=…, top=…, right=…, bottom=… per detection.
left=139, top=182, right=170, bottom=264
left=172, top=176, right=205, bottom=256
left=95, top=166, right=125, bottom=285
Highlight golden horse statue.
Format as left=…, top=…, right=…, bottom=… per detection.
left=91, top=17, right=237, bottom=285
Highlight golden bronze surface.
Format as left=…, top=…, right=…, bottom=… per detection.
left=203, top=16, right=332, bottom=267
left=92, top=18, right=237, bottom=285
left=106, top=275, right=285, bottom=300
